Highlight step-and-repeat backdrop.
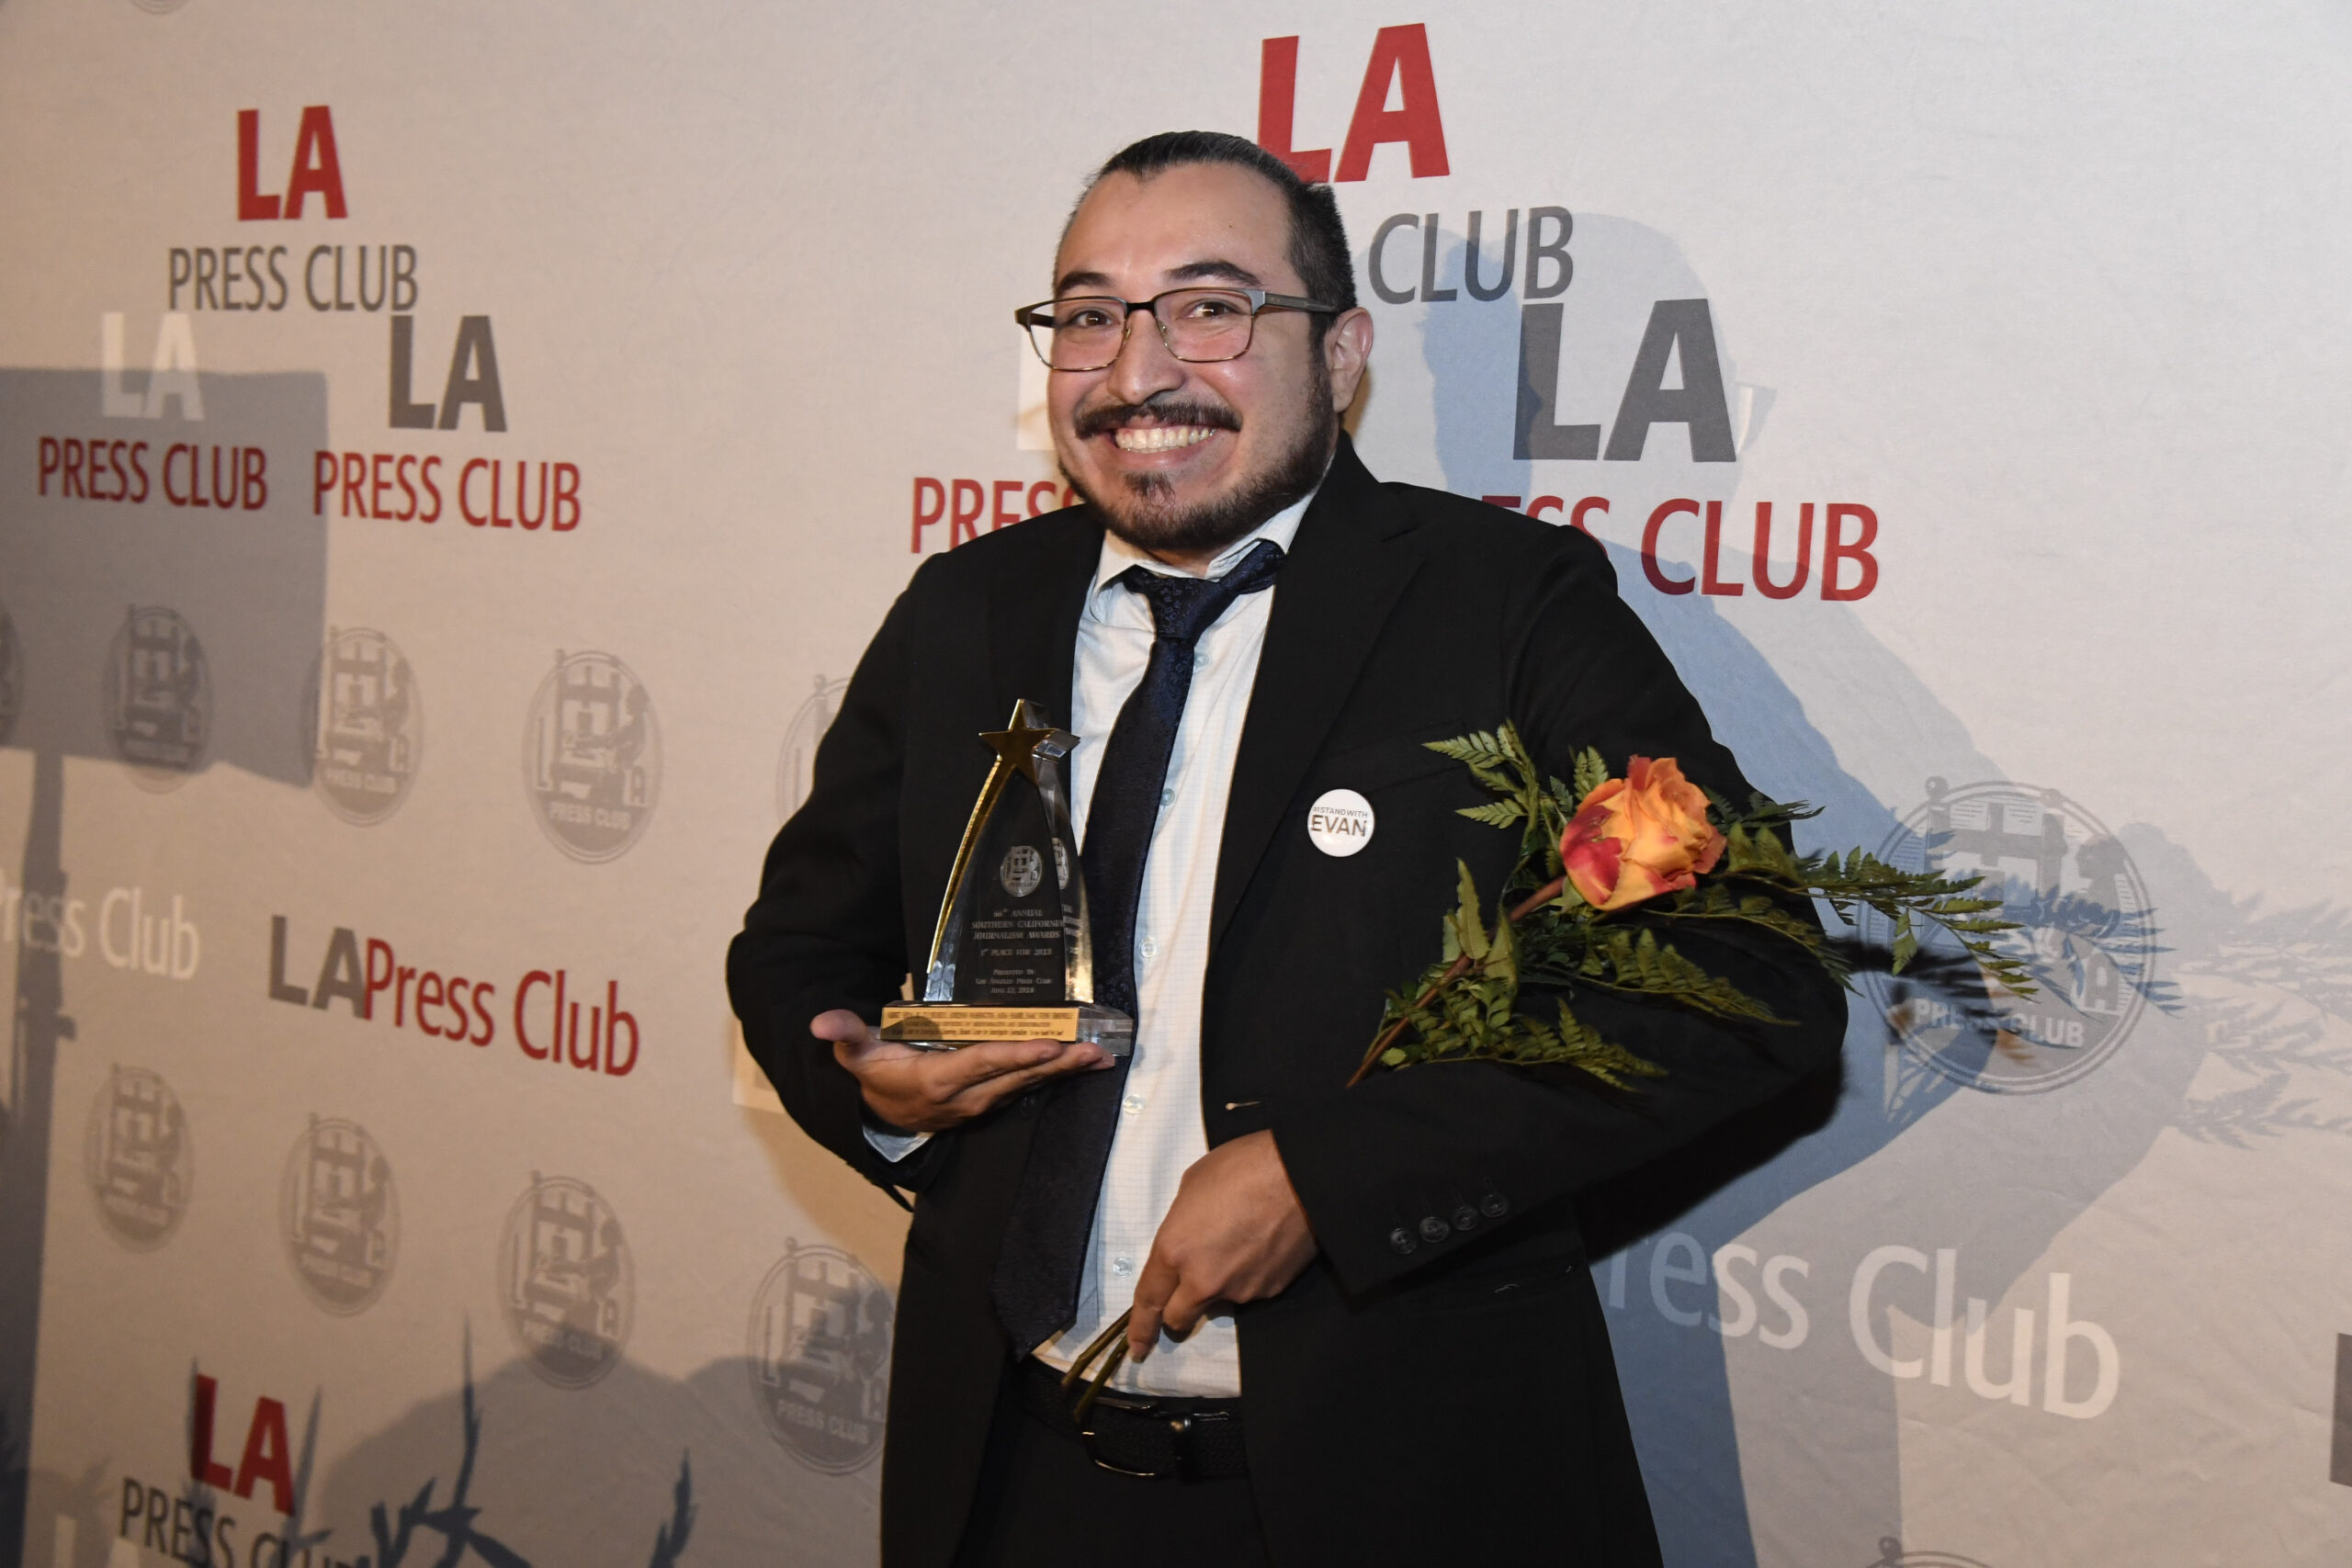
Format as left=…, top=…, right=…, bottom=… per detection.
left=5, top=4, right=2349, bottom=1565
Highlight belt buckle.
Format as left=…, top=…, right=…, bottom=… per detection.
left=1076, top=1404, right=1193, bottom=1481
left=1061, top=1317, right=1178, bottom=1478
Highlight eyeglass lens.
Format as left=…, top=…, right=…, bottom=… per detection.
left=1031, top=289, right=1257, bottom=371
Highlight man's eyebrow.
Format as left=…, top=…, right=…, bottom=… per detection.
left=1167, top=258, right=1264, bottom=288
left=1050, top=258, right=1268, bottom=298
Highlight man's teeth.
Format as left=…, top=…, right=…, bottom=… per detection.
left=1113, top=424, right=1216, bottom=453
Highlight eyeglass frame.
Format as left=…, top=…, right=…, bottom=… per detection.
left=1012, top=286, right=1340, bottom=371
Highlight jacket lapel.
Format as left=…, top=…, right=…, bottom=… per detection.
left=1209, top=438, right=1421, bottom=955
left=988, top=511, right=1102, bottom=733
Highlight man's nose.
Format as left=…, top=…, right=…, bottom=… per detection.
left=1102, top=304, right=1187, bottom=408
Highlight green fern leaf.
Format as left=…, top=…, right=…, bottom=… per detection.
left=1451, top=861, right=1490, bottom=963
left=1485, top=913, right=1520, bottom=995
left=1890, top=909, right=1918, bottom=973
left=1572, top=747, right=1611, bottom=802
left=1551, top=1000, right=1666, bottom=1089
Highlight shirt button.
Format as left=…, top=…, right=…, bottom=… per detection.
left=1139, top=937, right=1158, bottom=961
left=1194, top=649, right=1209, bottom=671
left=1121, top=1093, right=1145, bottom=1115
left=1453, top=1205, right=1480, bottom=1232
left=1388, top=1227, right=1418, bottom=1256
left=1479, top=1193, right=1509, bottom=1219
left=1160, top=786, right=1176, bottom=808
left=1418, top=1215, right=1451, bottom=1244
left=1111, top=1255, right=1135, bottom=1278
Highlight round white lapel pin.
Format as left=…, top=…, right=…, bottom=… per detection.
left=1306, top=788, right=1375, bottom=857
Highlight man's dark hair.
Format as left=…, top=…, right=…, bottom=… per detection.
left=1083, top=130, right=1358, bottom=337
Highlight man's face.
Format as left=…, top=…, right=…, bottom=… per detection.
left=1047, top=163, right=1372, bottom=563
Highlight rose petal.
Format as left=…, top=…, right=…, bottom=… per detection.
left=1571, top=775, right=1627, bottom=818
left=1600, top=860, right=1674, bottom=910
left=1691, top=828, right=1726, bottom=876
left=1565, top=835, right=1623, bottom=908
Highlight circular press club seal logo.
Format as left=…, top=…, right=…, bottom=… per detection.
left=524, top=650, right=659, bottom=862
left=306, top=628, right=423, bottom=825
left=84, top=1066, right=192, bottom=1249
left=105, top=605, right=211, bottom=784
left=1860, top=778, right=2155, bottom=1094
left=999, top=844, right=1045, bottom=899
left=280, top=1115, right=398, bottom=1314
left=748, top=1239, right=894, bottom=1472
left=776, top=674, right=848, bottom=821
left=500, top=1173, right=633, bottom=1387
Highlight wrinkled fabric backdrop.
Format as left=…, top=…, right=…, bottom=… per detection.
left=2, top=5, right=2348, bottom=1566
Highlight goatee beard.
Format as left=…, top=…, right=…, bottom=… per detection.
left=1070, top=375, right=1335, bottom=559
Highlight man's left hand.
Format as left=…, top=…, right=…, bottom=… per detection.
left=1126, top=1130, right=1317, bottom=1362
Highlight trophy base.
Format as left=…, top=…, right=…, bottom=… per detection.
left=877, top=1002, right=1134, bottom=1056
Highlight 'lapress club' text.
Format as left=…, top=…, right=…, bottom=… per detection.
left=268, top=916, right=640, bottom=1077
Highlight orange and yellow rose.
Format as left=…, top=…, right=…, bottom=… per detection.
left=1559, top=756, right=1726, bottom=911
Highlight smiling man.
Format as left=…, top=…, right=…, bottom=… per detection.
left=729, top=131, right=1845, bottom=1567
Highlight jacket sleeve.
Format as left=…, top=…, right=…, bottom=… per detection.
left=1271, top=536, right=1849, bottom=1293
left=726, top=566, right=950, bottom=1195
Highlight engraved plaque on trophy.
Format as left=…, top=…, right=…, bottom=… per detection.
left=878, top=700, right=1134, bottom=1055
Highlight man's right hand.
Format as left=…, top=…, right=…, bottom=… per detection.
left=811, top=1009, right=1112, bottom=1134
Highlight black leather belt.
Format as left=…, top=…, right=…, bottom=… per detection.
left=1018, top=1355, right=1249, bottom=1481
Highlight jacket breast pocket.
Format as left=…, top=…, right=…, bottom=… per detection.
left=1299, top=721, right=1476, bottom=820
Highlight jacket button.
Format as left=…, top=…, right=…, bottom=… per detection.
left=1479, top=1193, right=1509, bottom=1219
left=1418, top=1215, right=1450, bottom=1244
left=1388, top=1227, right=1418, bottom=1256
left=1453, top=1205, right=1479, bottom=1232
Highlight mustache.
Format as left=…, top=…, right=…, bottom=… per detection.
left=1072, top=397, right=1242, bottom=442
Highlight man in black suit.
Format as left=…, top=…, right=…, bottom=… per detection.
left=729, top=130, right=1847, bottom=1567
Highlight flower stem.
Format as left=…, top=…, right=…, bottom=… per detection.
left=1345, top=874, right=1567, bottom=1086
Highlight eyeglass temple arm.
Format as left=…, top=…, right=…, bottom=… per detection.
left=1059, top=1305, right=1136, bottom=1427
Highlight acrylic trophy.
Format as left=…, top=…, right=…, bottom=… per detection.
left=878, top=700, right=1134, bottom=1055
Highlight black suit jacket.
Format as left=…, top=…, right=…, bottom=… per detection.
left=729, top=439, right=1848, bottom=1567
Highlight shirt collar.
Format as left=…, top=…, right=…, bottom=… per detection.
left=1090, top=483, right=1317, bottom=602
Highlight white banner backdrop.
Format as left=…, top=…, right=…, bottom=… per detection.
left=3, top=4, right=2349, bottom=1566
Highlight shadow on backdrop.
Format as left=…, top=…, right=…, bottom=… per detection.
left=23, top=1325, right=878, bottom=1568
left=1415, top=219, right=2344, bottom=1566
left=0, top=366, right=327, bottom=1567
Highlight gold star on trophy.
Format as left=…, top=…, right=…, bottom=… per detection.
left=979, top=700, right=1071, bottom=784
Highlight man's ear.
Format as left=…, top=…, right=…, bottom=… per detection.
left=1323, top=307, right=1374, bottom=412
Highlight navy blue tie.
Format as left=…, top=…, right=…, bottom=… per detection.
left=992, top=537, right=1285, bottom=1353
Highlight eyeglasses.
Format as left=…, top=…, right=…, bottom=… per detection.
left=1014, top=287, right=1338, bottom=372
